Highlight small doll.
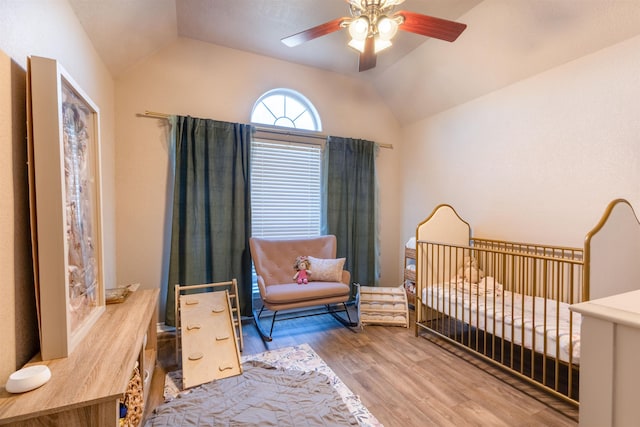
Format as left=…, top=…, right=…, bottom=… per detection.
left=293, top=256, right=312, bottom=285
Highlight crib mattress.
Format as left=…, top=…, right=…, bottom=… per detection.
left=421, top=278, right=581, bottom=365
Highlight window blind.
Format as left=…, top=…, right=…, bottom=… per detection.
left=250, top=140, right=322, bottom=239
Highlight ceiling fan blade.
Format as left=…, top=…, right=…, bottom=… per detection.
left=396, top=10, right=467, bottom=42
left=281, top=17, right=349, bottom=47
left=358, top=37, right=377, bottom=72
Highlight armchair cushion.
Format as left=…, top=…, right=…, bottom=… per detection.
left=264, top=281, right=350, bottom=304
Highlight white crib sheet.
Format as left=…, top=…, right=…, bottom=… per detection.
left=421, top=277, right=581, bottom=365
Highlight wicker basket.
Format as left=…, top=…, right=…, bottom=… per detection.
left=120, top=365, right=144, bottom=427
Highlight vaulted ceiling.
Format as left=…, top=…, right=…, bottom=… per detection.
left=68, top=0, right=640, bottom=123
left=67, top=0, right=480, bottom=78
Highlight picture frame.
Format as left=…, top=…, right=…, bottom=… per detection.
left=27, top=56, right=105, bottom=360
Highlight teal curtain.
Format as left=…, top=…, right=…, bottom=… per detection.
left=323, top=136, right=379, bottom=287
left=165, top=116, right=253, bottom=326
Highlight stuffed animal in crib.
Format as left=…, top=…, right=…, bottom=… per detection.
left=293, top=256, right=312, bottom=284
left=455, top=256, right=485, bottom=283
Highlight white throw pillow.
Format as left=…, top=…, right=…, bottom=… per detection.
left=307, top=256, right=346, bottom=282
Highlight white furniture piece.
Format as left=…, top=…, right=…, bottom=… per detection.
left=571, top=290, right=640, bottom=427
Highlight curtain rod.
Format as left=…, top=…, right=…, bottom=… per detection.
left=141, top=110, right=393, bottom=149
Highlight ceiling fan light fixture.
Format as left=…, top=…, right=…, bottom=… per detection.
left=377, top=15, right=399, bottom=41
left=348, top=38, right=366, bottom=53
left=374, top=38, right=392, bottom=53
left=348, top=16, right=369, bottom=41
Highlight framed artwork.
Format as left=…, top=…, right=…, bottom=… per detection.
left=27, top=56, right=105, bottom=360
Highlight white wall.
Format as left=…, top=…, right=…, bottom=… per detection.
left=0, top=0, right=115, bottom=383
left=401, top=34, right=640, bottom=253
left=115, top=38, right=402, bottom=321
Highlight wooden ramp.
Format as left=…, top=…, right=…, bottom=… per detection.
left=176, top=283, right=243, bottom=389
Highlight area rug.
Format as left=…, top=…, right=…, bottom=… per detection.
left=161, top=344, right=382, bottom=427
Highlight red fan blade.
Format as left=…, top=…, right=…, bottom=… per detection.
left=396, top=10, right=467, bottom=42
left=281, top=17, right=349, bottom=47
left=358, top=37, right=377, bottom=72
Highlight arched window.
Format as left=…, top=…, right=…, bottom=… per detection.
left=250, top=89, right=323, bottom=240
left=251, top=88, right=321, bottom=131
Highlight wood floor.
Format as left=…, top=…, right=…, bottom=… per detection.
left=144, top=307, right=578, bottom=426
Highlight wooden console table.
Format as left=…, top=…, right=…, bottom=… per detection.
left=0, top=289, right=159, bottom=426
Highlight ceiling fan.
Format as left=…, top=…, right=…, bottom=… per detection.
left=281, top=0, right=467, bottom=72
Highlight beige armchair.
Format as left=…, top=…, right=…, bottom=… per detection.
left=249, top=235, right=356, bottom=341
